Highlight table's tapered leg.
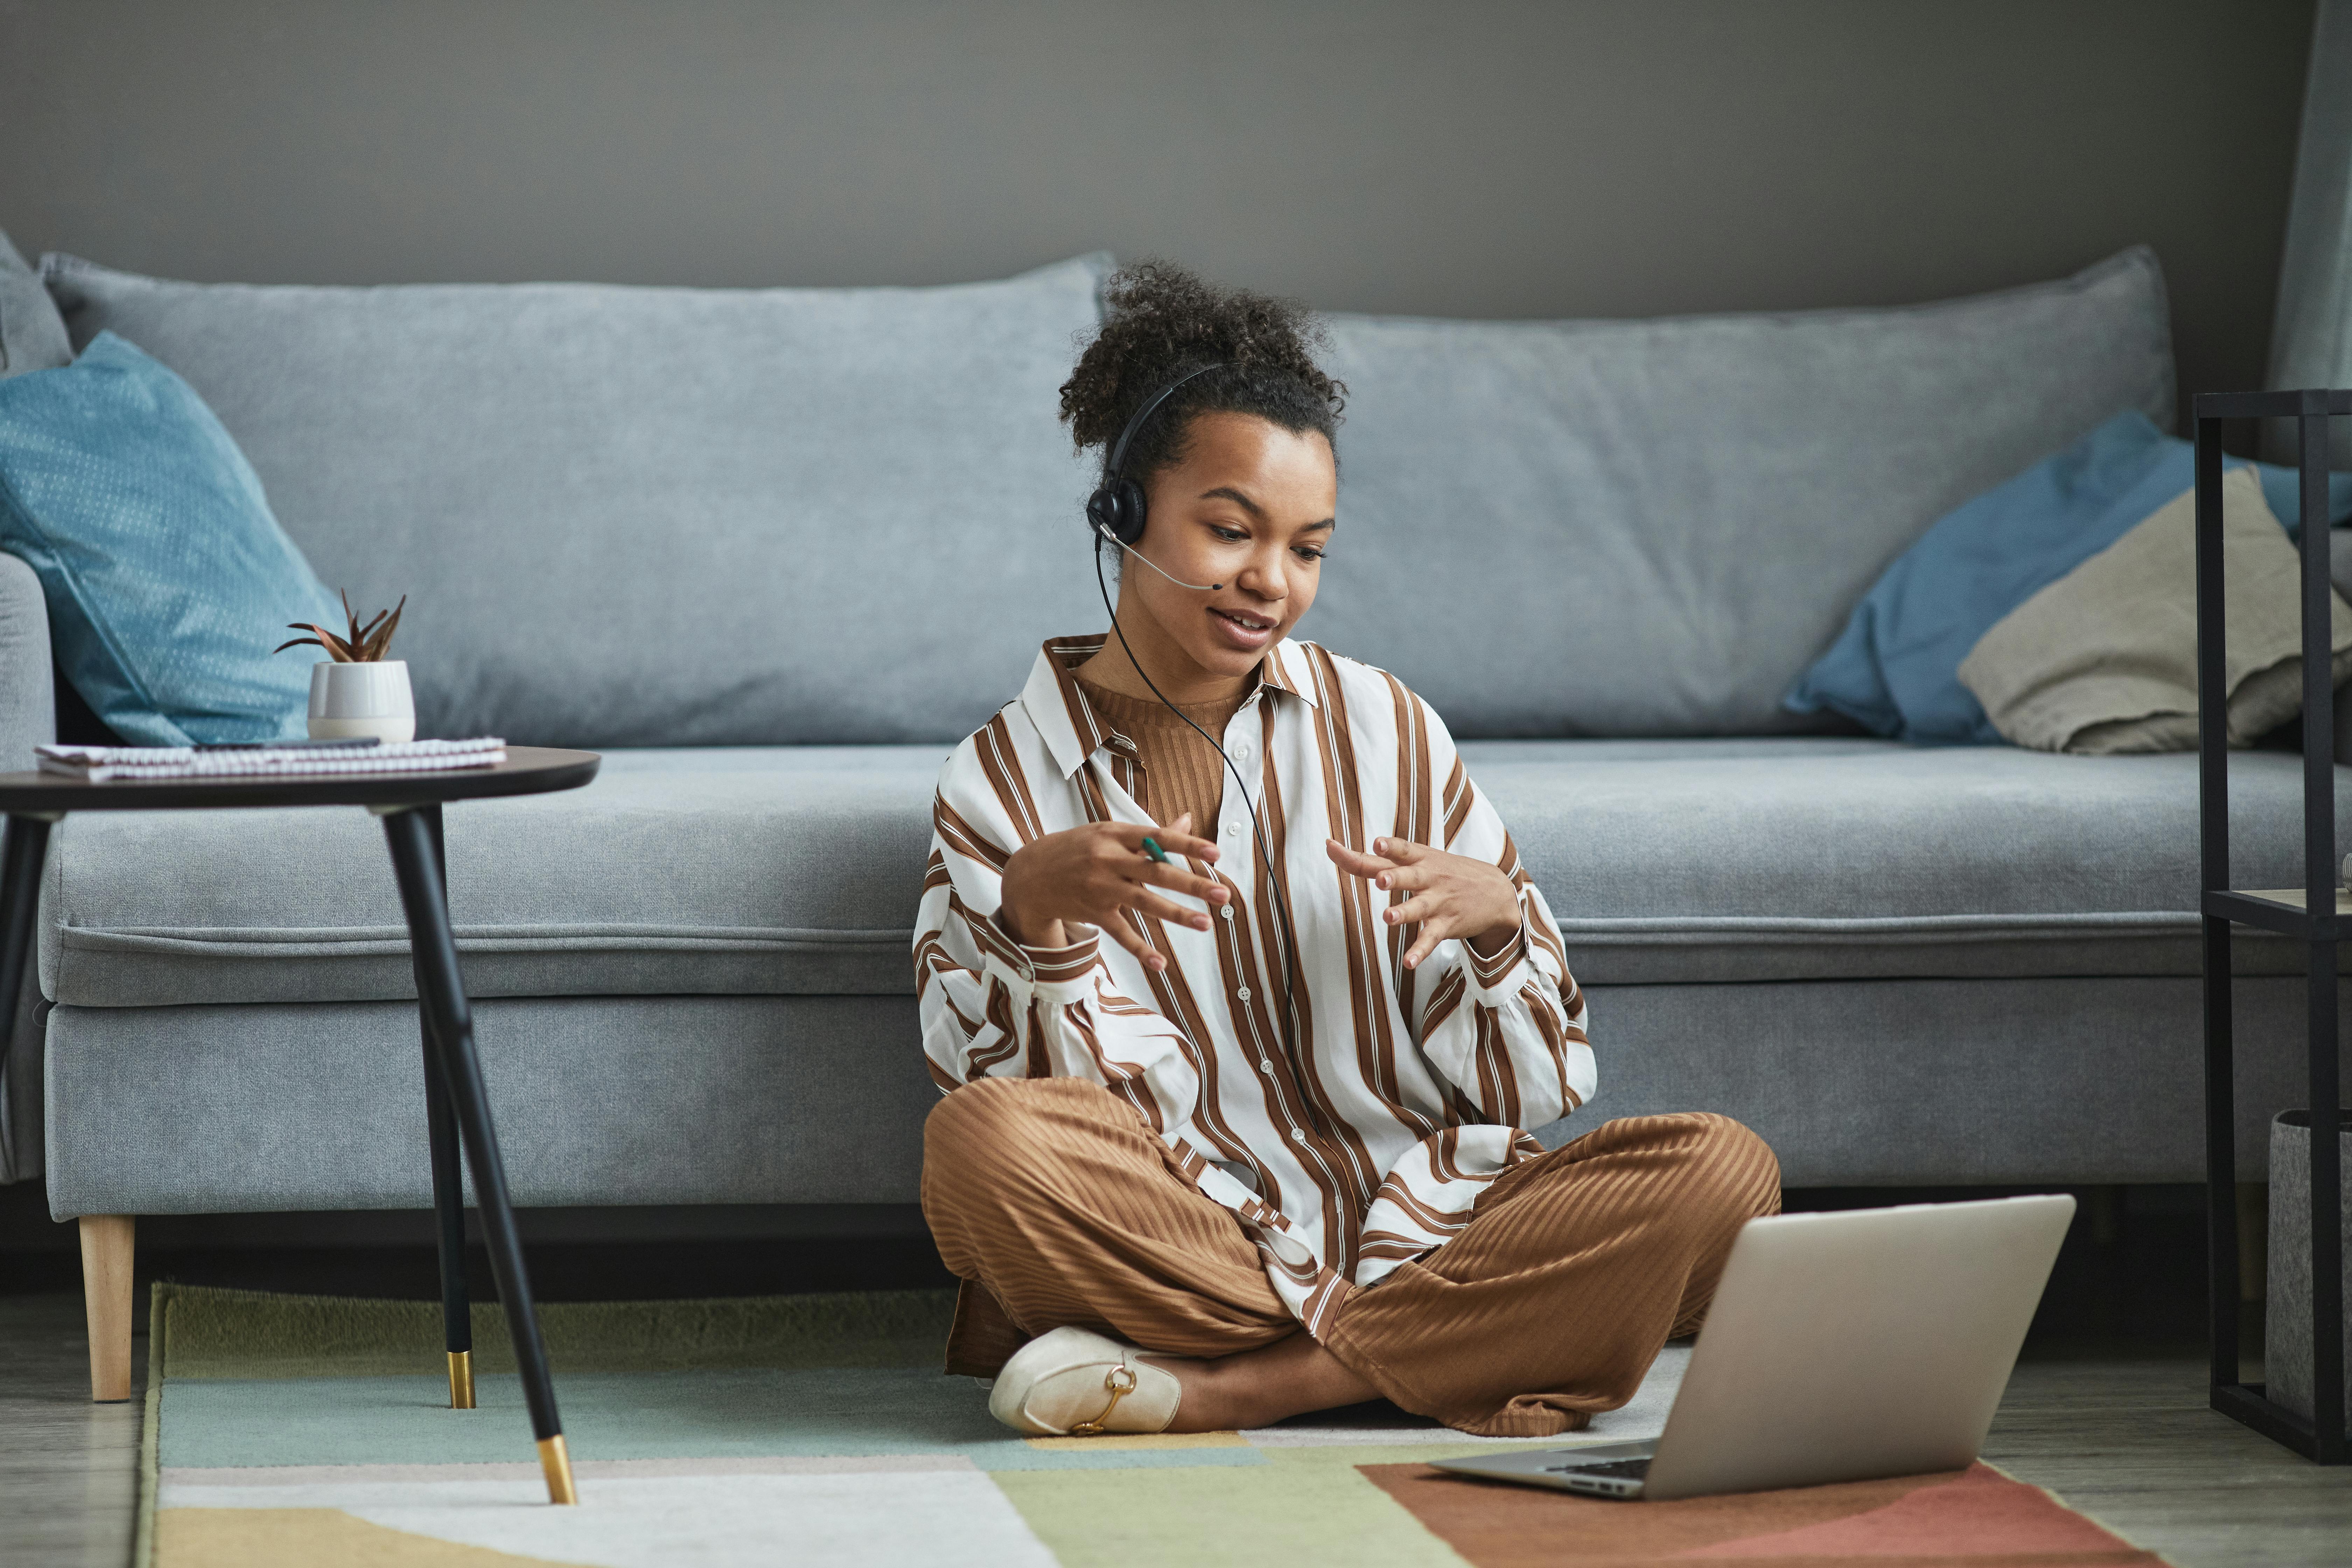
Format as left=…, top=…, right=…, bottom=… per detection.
left=381, top=805, right=574, bottom=1504
left=410, top=808, right=475, bottom=1409
left=423, top=1050, right=475, bottom=1407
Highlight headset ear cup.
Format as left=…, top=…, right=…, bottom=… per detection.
left=1108, top=478, right=1148, bottom=545
left=1085, top=486, right=1120, bottom=542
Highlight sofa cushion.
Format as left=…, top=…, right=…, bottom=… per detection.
left=40, top=745, right=946, bottom=1008
left=1956, top=469, right=2352, bottom=754
left=1471, top=738, right=2351, bottom=983
left=1788, top=411, right=2352, bottom=744
left=0, top=333, right=342, bottom=745
left=39, top=739, right=2352, bottom=1009
left=1307, top=247, right=2175, bottom=738
left=41, top=252, right=1110, bottom=749
left=46, top=248, right=2175, bottom=748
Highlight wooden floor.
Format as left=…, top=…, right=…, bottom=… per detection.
left=2, top=1296, right=141, bottom=1568
left=4, top=1293, right=2349, bottom=1567
left=1987, top=1350, right=2352, bottom=1566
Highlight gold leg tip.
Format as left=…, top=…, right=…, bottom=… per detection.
left=446, top=1350, right=475, bottom=1410
left=537, top=1435, right=578, bottom=1505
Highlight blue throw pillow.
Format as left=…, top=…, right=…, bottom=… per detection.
left=0, top=332, right=341, bottom=745
left=1785, top=410, right=2352, bottom=743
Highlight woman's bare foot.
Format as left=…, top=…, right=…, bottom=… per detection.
left=1144, top=1332, right=1380, bottom=1432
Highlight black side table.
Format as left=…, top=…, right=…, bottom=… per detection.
left=2196, top=389, right=2347, bottom=1464
left=0, top=746, right=600, bottom=1504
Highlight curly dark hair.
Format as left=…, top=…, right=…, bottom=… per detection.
left=1060, top=260, right=1346, bottom=486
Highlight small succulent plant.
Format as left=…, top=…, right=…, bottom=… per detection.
left=276, top=590, right=407, bottom=663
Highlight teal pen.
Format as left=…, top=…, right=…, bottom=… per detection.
left=1141, top=836, right=1168, bottom=863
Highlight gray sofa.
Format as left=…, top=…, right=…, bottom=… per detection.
left=0, top=241, right=2341, bottom=1347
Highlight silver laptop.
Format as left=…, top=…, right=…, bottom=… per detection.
left=1431, top=1194, right=2074, bottom=1501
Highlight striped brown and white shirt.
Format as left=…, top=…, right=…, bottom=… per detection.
left=916, top=635, right=1594, bottom=1337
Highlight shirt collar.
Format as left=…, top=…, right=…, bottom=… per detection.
left=1021, top=634, right=1320, bottom=779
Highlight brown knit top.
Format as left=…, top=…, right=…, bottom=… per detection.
left=1074, top=674, right=1251, bottom=837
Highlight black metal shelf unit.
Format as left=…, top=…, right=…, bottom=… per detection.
left=2197, top=387, right=2347, bottom=1464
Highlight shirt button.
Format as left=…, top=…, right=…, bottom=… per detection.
left=1225, top=821, right=1241, bottom=838
left=1237, top=985, right=1252, bottom=1001
left=1259, top=1058, right=1275, bottom=1074
left=1220, top=905, right=1235, bottom=920
left=1290, top=1128, right=1308, bottom=1143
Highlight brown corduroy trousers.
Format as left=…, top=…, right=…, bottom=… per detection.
left=920, top=1077, right=1782, bottom=1437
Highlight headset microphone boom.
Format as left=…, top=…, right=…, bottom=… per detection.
left=1092, top=525, right=1224, bottom=593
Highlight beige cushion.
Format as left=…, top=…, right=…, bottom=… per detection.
left=1958, top=468, right=2352, bottom=753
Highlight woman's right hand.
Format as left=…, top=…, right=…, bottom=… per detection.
left=996, top=813, right=1227, bottom=973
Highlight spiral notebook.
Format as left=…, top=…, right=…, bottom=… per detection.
left=35, top=738, right=507, bottom=782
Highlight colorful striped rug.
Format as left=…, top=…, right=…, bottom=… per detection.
left=140, top=1282, right=2165, bottom=1567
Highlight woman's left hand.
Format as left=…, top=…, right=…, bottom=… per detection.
left=1326, top=836, right=1522, bottom=970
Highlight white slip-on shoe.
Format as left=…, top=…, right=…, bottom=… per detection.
left=987, top=1326, right=1185, bottom=1436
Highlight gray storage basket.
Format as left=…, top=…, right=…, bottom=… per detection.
left=2268, top=1110, right=2352, bottom=1421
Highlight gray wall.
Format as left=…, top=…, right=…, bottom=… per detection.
left=0, top=0, right=2322, bottom=418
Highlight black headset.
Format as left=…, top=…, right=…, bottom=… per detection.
left=1086, top=362, right=1225, bottom=550
left=1084, top=361, right=1304, bottom=1066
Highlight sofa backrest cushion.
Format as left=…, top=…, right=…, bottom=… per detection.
left=43, top=253, right=1111, bottom=747
left=1306, top=247, right=2175, bottom=736
left=43, top=246, right=2176, bottom=744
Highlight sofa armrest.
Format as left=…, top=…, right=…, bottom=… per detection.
left=0, top=552, right=51, bottom=774
left=0, top=551, right=44, bottom=1180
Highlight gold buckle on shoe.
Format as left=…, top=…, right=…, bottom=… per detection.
left=1069, top=1363, right=1138, bottom=1436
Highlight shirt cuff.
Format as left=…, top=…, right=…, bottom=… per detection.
left=978, top=922, right=1106, bottom=998
left=1023, top=925, right=1104, bottom=990
left=1462, top=912, right=1531, bottom=1004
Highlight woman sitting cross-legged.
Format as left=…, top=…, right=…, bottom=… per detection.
left=914, top=261, right=1780, bottom=1438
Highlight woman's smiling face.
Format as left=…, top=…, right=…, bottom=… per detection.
left=1120, top=410, right=1338, bottom=691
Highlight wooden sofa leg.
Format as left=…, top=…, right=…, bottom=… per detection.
left=79, top=1214, right=135, bottom=1402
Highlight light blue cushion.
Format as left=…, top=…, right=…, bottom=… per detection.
left=1784, top=411, right=2352, bottom=744
left=0, top=332, right=340, bottom=745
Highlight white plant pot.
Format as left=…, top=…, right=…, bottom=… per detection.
left=308, top=660, right=415, bottom=743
